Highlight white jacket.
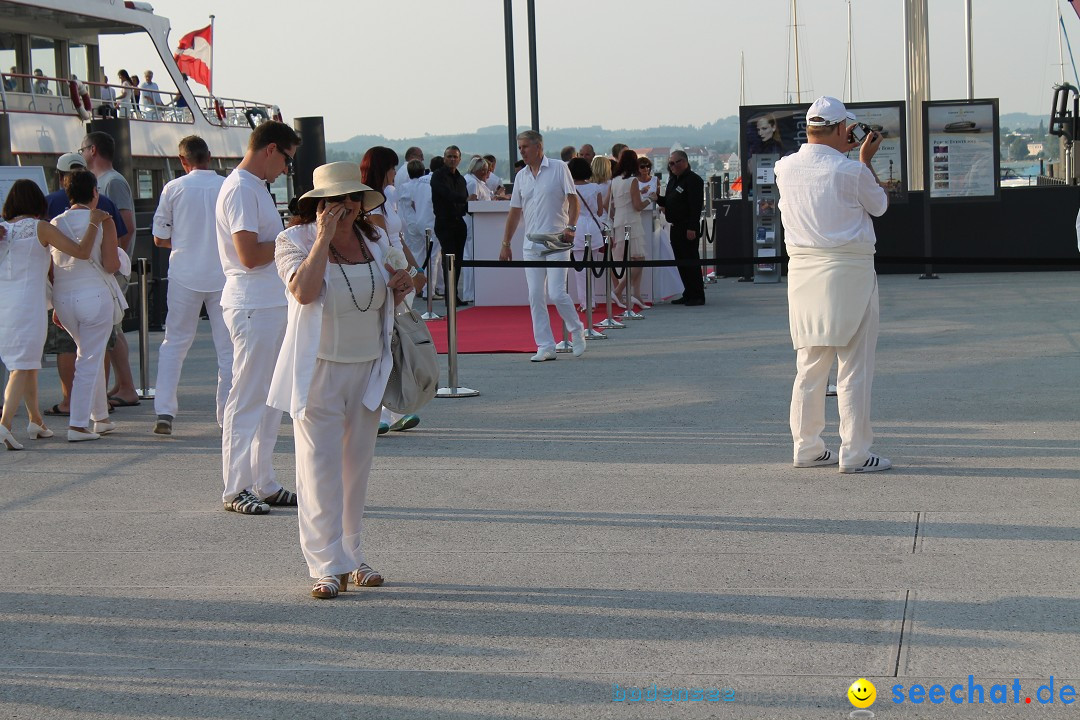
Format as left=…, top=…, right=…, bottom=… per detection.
left=267, top=222, right=395, bottom=418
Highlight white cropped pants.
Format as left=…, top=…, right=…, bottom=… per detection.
left=523, top=243, right=584, bottom=352
left=294, top=358, right=380, bottom=578
left=790, top=287, right=879, bottom=468
left=154, top=282, right=233, bottom=424
left=221, top=306, right=286, bottom=503
left=53, top=288, right=113, bottom=428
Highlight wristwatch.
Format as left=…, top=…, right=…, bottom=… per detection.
left=565, top=225, right=577, bottom=232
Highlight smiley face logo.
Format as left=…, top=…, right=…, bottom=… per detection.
left=848, top=678, right=876, bottom=708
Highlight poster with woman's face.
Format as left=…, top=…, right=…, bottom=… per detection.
left=743, top=108, right=804, bottom=163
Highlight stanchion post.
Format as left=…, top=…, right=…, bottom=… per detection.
left=620, top=224, right=643, bottom=320
left=136, top=257, right=155, bottom=399
left=582, top=232, right=606, bottom=339
left=555, top=270, right=572, bottom=352
left=421, top=228, right=442, bottom=320
left=436, top=254, right=479, bottom=398
left=704, top=208, right=717, bottom=283
left=595, top=229, right=625, bottom=330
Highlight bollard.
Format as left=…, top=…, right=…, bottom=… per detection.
left=436, top=254, right=479, bottom=398
left=136, top=257, right=155, bottom=399
left=620, top=225, right=643, bottom=320
left=421, top=228, right=441, bottom=321
left=595, top=229, right=625, bottom=330
left=582, top=233, right=606, bottom=339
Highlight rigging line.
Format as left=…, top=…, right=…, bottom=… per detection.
left=1061, top=13, right=1080, bottom=85
left=784, top=0, right=793, bottom=102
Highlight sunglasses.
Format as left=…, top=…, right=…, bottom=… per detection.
left=276, top=146, right=295, bottom=173
left=325, top=192, right=366, bottom=203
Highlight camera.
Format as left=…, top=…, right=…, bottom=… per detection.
left=848, top=122, right=875, bottom=144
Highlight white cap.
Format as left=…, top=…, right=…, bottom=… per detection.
left=56, top=152, right=86, bottom=172
left=805, top=96, right=856, bottom=126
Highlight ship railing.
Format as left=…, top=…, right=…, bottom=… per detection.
left=0, top=72, right=278, bottom=129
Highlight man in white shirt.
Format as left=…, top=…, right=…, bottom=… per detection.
left=152, top=136, right=231, bottom=436
left=774, top=96, right=891, bottom=474
left=483, top=154, right=504, bottom=197
left=215, top=120, right=300, bottom=514
left=500, top=130, right=586, bottom=361
left=139, top=70, right=163, bottom=119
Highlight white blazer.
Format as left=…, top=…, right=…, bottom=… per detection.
left=268, top=222, right=395, bottom=419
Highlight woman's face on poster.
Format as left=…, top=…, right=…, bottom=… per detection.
left=756, top=118, right=776, bottom=141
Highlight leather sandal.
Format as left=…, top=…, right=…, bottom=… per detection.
left=351, top=563, right=384, bottom=587
left=311, top=573, right=349, bottom=599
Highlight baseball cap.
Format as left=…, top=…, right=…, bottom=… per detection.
left=56, top=152, right=86, bottom=172
left=805, top=96, right=856, bottom=126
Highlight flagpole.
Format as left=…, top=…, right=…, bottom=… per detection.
left=208, top=14, right=215, bottom=94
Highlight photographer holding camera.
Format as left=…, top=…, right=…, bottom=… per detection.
left=773, top=96, right=891, bottom=474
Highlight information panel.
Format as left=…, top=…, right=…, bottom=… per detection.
left=923, top=99, right=1000, bottom=202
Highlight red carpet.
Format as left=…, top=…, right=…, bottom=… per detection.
left=426, top=305, right=644, bottom=353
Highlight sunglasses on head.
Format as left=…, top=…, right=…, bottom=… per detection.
left=325, top=192, right=366, bottom=203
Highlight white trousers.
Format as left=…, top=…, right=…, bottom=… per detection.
left=522, top=243, right=585, bottom=352
left=790, top=286, right=879, bottom=468
left=154, top=282, right=233, bottom=424
left=407, top=229, right=443, bottom=294
left=54, top=288, right=113, bottom=428
left=294, top=358, right=380, bottom=578
left=221, top=306, right=286, bottom=502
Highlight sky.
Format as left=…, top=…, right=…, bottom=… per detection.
left=97, top=0, right=1074, bottom=143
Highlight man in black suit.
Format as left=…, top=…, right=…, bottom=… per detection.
left=429, top=145, right=470, bottom=306
left=658, top=150, right=706, bottom=305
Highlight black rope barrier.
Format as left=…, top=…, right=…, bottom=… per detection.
left=460, top=255, right=1080, bottom=269
left=609, top=236, right=629, bottom=280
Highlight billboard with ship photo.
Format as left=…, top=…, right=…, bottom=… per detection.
left=923, top=99, right=1000, bottom=202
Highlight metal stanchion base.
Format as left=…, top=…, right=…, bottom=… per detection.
left=620, top=309, right=644, bottom=320
left=583, top=328, right=607, bottom=339
left=554, top=341, right=573, bottom=353
left=706, top=272, right=717, bottom=283
left=918, top=273, right=939, bottom=280
left=420, top=311, right=442, bottom=321
left=595, top=318, right=625, bottom=329
left=137, top=387, right=156, bottom=400
left=436, top=386, right=480, bottom=398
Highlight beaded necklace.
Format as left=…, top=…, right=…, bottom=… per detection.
left=328, top=241, right=375, bottom=312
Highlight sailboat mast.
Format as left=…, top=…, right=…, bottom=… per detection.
left=963, top=0, right=973, bottom=98
left=846, top=0, right=853, bottom=102
left=1059, top=0, right=1067, bottom=85
left=793, top=0, right=801, bottom=102
left=740, top=51, right=746, bottom=105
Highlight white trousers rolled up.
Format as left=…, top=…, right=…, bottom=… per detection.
left=53, top=288, right=113, bottom=428
left=790, top=286, right=879, bottom=468
left=522, top=243, right=584, bottom=352
left=221, top=306, right=286, bottom=503
left=294, top=358, right=380, bottom=578
left=154, top=282, right=233, bottom=424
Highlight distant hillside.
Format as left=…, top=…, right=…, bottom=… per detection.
left=326, top=116, right=743, bottom=171
left=1000, top=112, right=1047, bottom=131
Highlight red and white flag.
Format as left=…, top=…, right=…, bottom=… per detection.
left=1070, top=0, right=1080, bottom=22
left=174, top=24, right=212, bottom=91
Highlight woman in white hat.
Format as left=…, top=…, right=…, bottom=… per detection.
left=268, top=162, right=414, bottom=599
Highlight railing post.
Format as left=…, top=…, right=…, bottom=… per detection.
left=620, top=224, right=643, bottom=320
left=136, top=257, right=155, bottom=399
left=421, top=228, right=441, bottom=321
left=582, top=232, right=606, bottom=339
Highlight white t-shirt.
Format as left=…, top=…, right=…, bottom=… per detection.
left=215, top=168, right=287, bottom=309
left=509, top=156, right=576, bottom=238
left=153, top=169, right=226, bottom=293
left=465, top=173, right=493, bottom=201
left=485, top=173, right=503, bottom=193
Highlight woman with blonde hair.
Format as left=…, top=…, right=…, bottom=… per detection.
left=0, top=179, right=104, bottom=449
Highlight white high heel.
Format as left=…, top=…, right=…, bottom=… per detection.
left=27, top=422, right=54, bottom=439
left=92, top=420, right=116, bottom=435
left=1, top=425, right=24, bottom=451
left=610, top=292, right=626, bottom=309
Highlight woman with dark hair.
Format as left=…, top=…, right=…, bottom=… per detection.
left=269, top=162, right=414, bottom=599
left=0, top=179, right=104, bottom=449
left=361, top=146, right=426, bottom=434
left=610, top=149, right=648, bottom=309
left=567, top=157, right=602, bottom=312
left=116, top=69, right=137, bottom=118
left=49, top=170, right=123, bottom=442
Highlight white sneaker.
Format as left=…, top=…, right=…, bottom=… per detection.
left=794, top=449, right=839, bottom=468
left=67, top=429, right=101, bottom=442
left=530, top=348, right=557, bottom=362
left=840, top=454, right=892, bottom=474
left=571, top=330, right=586, bottom=357
left=92, top=420, right=116, bottom=435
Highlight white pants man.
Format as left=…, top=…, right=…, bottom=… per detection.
left=221, top=307, right=286, bottom=505
left=790, top=286, right=879, bottom=470
left=523, top=242, right=585, bottom=360
left=154, top=283, right=233, bottom=428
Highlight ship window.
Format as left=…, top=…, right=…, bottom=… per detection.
left=0, top=33, right=15, bottom=91
left=135, top=169, right=154, bottom=199
left=68, top=43, right=89, bottom=85
left=30, top=36, right=57, bottom=93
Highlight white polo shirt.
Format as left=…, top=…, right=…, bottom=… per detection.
left=774, top=143, right=888, bottom=249
left=510, top=156, right=576, bottom=237
left=215, top=168, right=287, bottom=309
left=153, top=169, right=226, bottom=293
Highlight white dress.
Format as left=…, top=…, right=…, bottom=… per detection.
left=0, top=219, right=51, bottom=369
left=611, top=176, right=645, bottom=257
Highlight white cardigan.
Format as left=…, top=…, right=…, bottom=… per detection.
left=267, top=223, right=395, bottom=419
left=786, top=243, right=877, bottom=349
